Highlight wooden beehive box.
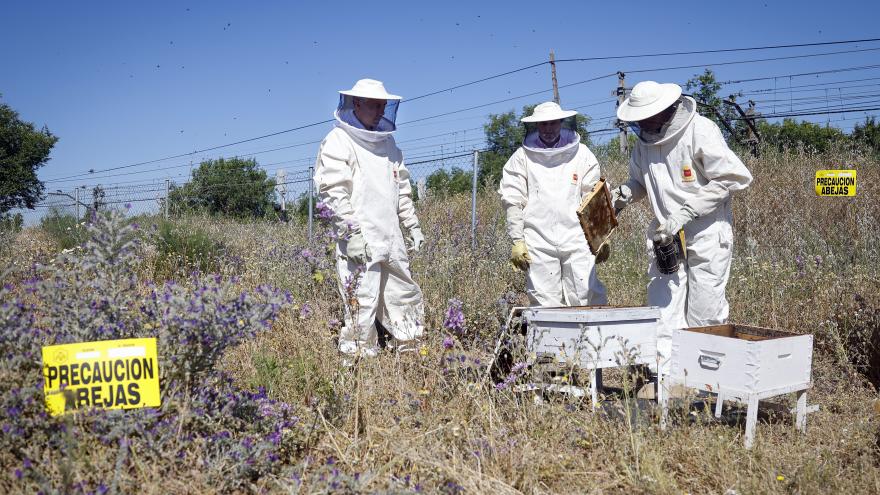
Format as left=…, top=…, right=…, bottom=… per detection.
left=576, top=178, right=618, bottom=255
left=670, top=324, right=813, bottom=396
left=522, top=306, right=661, bottom=369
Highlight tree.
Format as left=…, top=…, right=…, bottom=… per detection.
left=425, top=167, right=473, bottom=197
left=0, top=212, right=23, bottom=233
left=478, top=111, right=523, bottom=189
left=592, top=133, right=639, bottom=163
left=290, top=191, right=317, bottom=220
left=477, top=104, right=593, bottom=189
left=687, top=69, right=861, bottom=154
left=90, top=185, right=107, bottom=212
left=0, top=99, right=58, bottom=214
left=852, top=117, right=880, bottom=156
left=685, top=69, right=744, bottom=142
left=168, top=157, right=276, bottom=218
left=757, top=119, right=847, bottom=153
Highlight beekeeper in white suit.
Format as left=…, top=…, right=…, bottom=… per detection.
left=499, top=102, right=608, bottom=307
left=314, top=79, right=425, bottom=360
left=613, top=81, right=752, bottom=375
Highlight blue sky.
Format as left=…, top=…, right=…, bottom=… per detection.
left=4, top=0, right=880, bottom=203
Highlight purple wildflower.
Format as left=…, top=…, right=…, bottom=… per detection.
left=496, top=362, right=529, bottom=390
left=299, top=303, right=312, bottom=319
left=443, top=336, right=454, bottom=350
left=443, top=298, right=465, bottom=334
left=315, top=201, right=335, bottom=221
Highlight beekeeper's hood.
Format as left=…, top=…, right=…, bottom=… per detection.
left=617, top=81, right=695, bottom=145
left=521, top=102, right=581, bottom=156
left=334, top=79, right=401, bottom=143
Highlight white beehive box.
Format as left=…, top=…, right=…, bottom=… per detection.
left=520, top=306, right=665, bottom=417
left=670, top=324, right=815, bottom=447
left=670, top=324, right=813, bottom=395
left=523, top=306, right=661, bottom=369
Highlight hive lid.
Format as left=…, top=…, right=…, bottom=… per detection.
left=682, top=324, right=807, bottom=341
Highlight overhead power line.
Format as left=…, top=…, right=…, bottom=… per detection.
left=43, top=126, right=488, bottom=185
left=47, top=119, right=335, bottom=182
left=718, top=64, right=880, bottom=85
left=555, top=37, right=880, bottom=63
left=46, top=36, right=880, bottom=184
left=736, top=76, right=880, bottom=94
left=746, top=91, right=880, bottom=106
left=660, top=69, right=880, bottom=94
left=733, top=106, right=880, bottom=120
left=400, top=73, right=617, bottom=125
left=738, top=83, right=880, bottom=99
left=624, top=47, right=880, bottom=76
left=47, top=62, right=558, bottom=183
left=404, top=62, right=548, bottom=103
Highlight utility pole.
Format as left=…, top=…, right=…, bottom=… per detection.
left=550, top=51, right=560, bottom=105
left=616, top=71, right=628, bottom=155
left=308, top=166, right=314, bottom=241
left=275, top=169, right=288, bottom=222
left=724, top=98, right=761, bottom=157
left=471, top=150, right=479, bottom=249
left=745, top=100, right=760, bottom=158
left=164, top=179, right=170, bottom=219
left=275, top=169, right=287, bottom=211
left=708, top=105, right=741, bottom=147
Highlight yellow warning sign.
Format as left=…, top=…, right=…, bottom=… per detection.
left=815, top=169, right=856, bottom=196
left=42, top=338, right=160, bottom=416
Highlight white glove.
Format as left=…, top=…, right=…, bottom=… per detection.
left=343, top=231, right=370, bottom=265
left=409, top=226, right=425, bottom=252
left=654, top=204, right=697, bottom=240
left=611, top=185, right=633, bottom=214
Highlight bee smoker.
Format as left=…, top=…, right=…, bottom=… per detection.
left=653, top=232, right=685, bottom=275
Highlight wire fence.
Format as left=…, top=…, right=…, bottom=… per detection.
left=25, top=183, right=170, bottom=223
left=12, top=56, right=879, bottom=234
left=16, top=150, right=487, bottom=241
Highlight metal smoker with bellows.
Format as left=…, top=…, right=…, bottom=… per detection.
left=487, top=178, right=817, bottom=448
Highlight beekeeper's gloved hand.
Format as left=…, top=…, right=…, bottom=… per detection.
left=343, top=231, right=370, bottom=265
left=655, top=204, right=697, bottom=240
left=409, top=226, right=425, bottom=252
left=510, top=240, right=531, bottom=271
left=595, top=243, right=611, bottom=264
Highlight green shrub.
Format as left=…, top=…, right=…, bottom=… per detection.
left=0, top=212, right=23, bottom=233
left=38, top=207, right=87, bottom=250
left=152, top=219, right=226, bottom=279
left=167, top=157, right=276, bottom=219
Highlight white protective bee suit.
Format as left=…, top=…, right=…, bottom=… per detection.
left=499, top=102, right=608, bottom=307
left=313, top=79, right=424, bottom=357
left=615, top=81, right=753, bottom=374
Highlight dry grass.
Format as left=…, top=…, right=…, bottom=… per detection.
left=3, top=145, right=879, bottom=493
left=219, top=145, right=880, bottom=493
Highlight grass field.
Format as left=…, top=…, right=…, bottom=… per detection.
left=1, top=145, right=879, bottom=494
